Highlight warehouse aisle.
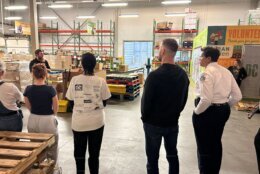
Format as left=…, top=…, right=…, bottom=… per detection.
left=22, top=88, right=260, bottom=174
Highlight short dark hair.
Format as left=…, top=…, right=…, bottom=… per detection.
left=202, top=47, right=220, bottom=62
left=81, top=53, right=96, bottom=75
left=32, top=64, right=47, bottom=79
left=35, top=49, right=43, bottom=55
left=162, top=39, right=179, bottom=53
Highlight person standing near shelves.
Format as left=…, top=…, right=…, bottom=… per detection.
left=193, top=47, right=242, bottom=174
left=141, top=38, right=189, bottom=174
left=0, top=61, right=24, bottom=131
left=66, top=53, right=111, bottom=174
left=228, top=59, right=247, bottom=87
left=29, top=49, right=51, bottom=72
left=24, top=64, right=59, bottom=164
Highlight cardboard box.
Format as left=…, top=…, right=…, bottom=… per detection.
left=119, top=64, right=128, bottom=72
left=138, top=73, right=144, bottom=85
left=95, top=70, right=106, bottom=79
left=95, top=63, right=103, bottom=71
left=157, top=22, right=173, bottom=30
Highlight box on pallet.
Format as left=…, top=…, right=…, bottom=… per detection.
left=119, top=64, right=128, bottom=72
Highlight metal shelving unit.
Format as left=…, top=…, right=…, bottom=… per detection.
left=39, top=20, right=115, bottom=57
left=152, top=19, right=199, bottom=73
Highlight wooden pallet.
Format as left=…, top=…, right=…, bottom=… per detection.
left=0, top=131, right=55, bottom=174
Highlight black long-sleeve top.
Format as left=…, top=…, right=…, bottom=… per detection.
left=228, top=66, right=247, bottom=86
left=141, top=64, right=189, bottom=127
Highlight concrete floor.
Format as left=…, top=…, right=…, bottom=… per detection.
left=21, top=87, right=260, bottom=174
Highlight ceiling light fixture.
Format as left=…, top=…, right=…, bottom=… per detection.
left=48, top=4, right=73, bottom=8
left=40, top=16, right=58, bottom=19
left=36, top=2, right=43, bottom=5
left=4, top=5, right=28, bottom=10
left=119, top=14, right=139, bottom=18
left=102, top=3, right=128, bottom=7
left=165, top=12, right=187, bottom=17
left=5, top=16, right=23, bottom=20
left=82, top=0, right=94, bottom=2
left=161, top=0, right=191, bottom=5
left=55, top=1, right=67, bottom=3
left=9, top=28, right=15, bottom=31
left=76, top=16, right=96, bottom=19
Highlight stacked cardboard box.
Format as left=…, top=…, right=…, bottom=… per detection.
left=3, top=61, right=32, bottom=92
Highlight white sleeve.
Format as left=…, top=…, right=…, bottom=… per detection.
left=12, top=84, right=24, bottom=102
left=101, top=79, right=111, bottom=100
left=194, top=72, right=214, bottom=115
left=66, top=78, right=75, bottom=100
left=228, top=76, right=242, bottom=106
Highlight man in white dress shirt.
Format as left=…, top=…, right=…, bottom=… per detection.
left=193, top=47, right=242, bottom=174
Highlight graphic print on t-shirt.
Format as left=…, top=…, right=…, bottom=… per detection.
left=75, top=84, right=83, bottom=91
left=73, top=81, right=104, bottom=114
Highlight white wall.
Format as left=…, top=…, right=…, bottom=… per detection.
left=36, top=1, right=253, bottom=56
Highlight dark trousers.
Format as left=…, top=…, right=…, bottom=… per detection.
left=143, top=123, right=179, bottom=174
left=72, top=126, right=104, bottom=174
left=193, top=104, right=230, bottom=174
left=255, top=128, right=260, bottom=173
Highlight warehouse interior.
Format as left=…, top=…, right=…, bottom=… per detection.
left=0, top=0, right=259, bottom=173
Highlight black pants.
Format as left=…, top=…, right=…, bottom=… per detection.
left=255, top=128, right=260, bottom=173
left=72, top=126, right=104, bottom=174
left=193, top=103, right=230, bottom=174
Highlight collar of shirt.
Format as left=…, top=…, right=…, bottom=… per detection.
left=206, top=62, right=218, bottom=69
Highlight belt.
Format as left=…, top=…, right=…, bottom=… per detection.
left=211, top=103, right=228, bottom=107
left=0, top=111, right=18, bottom=117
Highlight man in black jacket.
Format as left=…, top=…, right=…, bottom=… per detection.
left=141, top=38, right=189, bottom=174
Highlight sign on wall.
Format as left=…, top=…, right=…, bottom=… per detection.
left=225, top=26, right=260, bottom=45
left=15, top=21, right=31, bottom=35
left=207, top=26, right=227, bottom=45
left=240, top=45, right=260, bottom=99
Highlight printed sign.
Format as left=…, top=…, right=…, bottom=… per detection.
left=15, top=21, right=31, bottom=35
left=212, top=45, right=233, bottom=58
left=207, top=26, right=227, bottom=45
left=225, top=26, right=260, bottom=45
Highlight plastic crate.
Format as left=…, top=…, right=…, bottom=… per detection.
left=58, top=100, right=69, bottom=113
left=108, top=84, right=126, bottom=94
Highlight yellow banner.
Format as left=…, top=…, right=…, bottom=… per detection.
left=225, top=26, right=260, bottom=45
left=15, top=21, right=31, bottom=35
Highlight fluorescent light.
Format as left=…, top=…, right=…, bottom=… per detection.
left=119, top=14, right=139, bottom=18
left=9, top=28, right=15, bottom=31
left=36, top=2, right=42, bottom=5
left=48, top=4, right=73, bottom=8
left=40, top=16, right=58, bottom=19
left=162, top=0, right=191, bottom=5
left=5, top=16, right=22, bottom=20
left=165, top=12, right=187, bottom=17
left=5, top=5, right=28, bottom=10
left=82, top=0, right=94, bottom=2
left=55, top=1, right=67, bottom=3
left=102, top=3, right=128, bottom=7
left=76, top=16, right=95, bottom=19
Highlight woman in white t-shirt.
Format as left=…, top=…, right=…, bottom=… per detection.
left=66, top=53, right=111, bottom=174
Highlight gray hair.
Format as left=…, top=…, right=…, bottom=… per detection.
left=0, top=61, right=4, bottom=72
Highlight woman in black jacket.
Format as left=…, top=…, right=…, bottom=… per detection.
left=228, top=59, right=247, bottom=87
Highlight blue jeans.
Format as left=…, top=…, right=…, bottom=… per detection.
left=143, top=123, right=179, bottom=174
left=0, top=114, right=23, bottom=131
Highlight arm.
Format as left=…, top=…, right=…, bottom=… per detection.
left=228, top=76, right=242, bottom=106
left=141, top=73, right=155, bottom=117
left=240, top=68, right=247, bottom=80
left=52, top=95, right=59, bottom=115
left=24, top=97, right=31, bottom=111
left=194, top=73, right=214, bottom=115
left=29, top=61, right=33, bottom=72
left=13, top=85, right=24, bottom=103
left=180, top=76, right=190, bottom=112
left=101, top=79, right=111, bottom=104
left=45, top=60, right=51, bottom=70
